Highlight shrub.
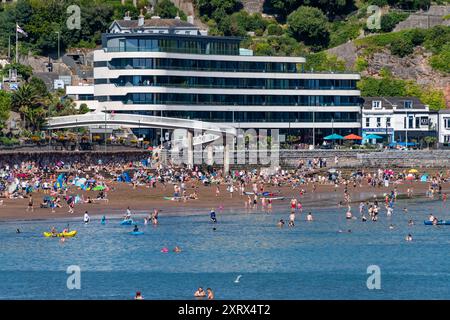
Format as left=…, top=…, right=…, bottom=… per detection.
left=380, top=12, right=409, bottom=33
left=267, top=23, right=283, bottom=36
left=390, top=37, right=414, bottom=57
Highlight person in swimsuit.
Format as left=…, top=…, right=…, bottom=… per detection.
left=210, top=209, right=217, bottom=223
left=194, top=287, right=206, bottom=298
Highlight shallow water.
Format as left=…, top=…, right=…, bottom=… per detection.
left=0, top=198, right=449, bottom=300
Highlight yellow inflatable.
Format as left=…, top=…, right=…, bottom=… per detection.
left=43, top=230, right=77, bottom=238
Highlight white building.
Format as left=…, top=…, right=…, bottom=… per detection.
left=66, top=15, right=361, bottom=144
left=362, top=97, right=438, bottom=147
left=438, top=109, right=450, bottom=148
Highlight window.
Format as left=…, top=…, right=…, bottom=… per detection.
left=444, top=118, right=450, bottom=129
left=404, top=100, right=413, bottom=108
left=376, top=117, right=381, bottom=127
left=386, top=117, right=391, bottom=127
left=365, top=117, right=370, bottom=127
left=416, top=117, right=420, bottom=128
left=372, top=100, right=382, bottom=109
left=408, top=116, right=414, bottom=128
left=444, top=135, right=450, bottom=143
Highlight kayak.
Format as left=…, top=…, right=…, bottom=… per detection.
left=120, top=219, right=134, bottom=225
left=129, top=231, right=144, bottom=235
left=43, top=230, right=77, bottom=238
left=424, top=220, right=450, bottom=225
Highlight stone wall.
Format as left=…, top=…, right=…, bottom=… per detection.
left=393, top=5, right=450, bottom=32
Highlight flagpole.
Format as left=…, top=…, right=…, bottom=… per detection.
left=15, top=23, right=19, bottom=64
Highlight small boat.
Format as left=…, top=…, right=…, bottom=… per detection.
left=424, top=220, right=450, bottom=225
left=43, top=230, right=77, bottom=238
left=129, top=231, right=144, bottom=235
left=120, top=219, right=134, bottom=225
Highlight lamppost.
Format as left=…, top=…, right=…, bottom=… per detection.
left=55, top=31, right=60, bottom=61
left=103, top=106, right=107, bottom=152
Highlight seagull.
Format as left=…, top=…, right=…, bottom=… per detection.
left=234, top=275, right=242, bottom=283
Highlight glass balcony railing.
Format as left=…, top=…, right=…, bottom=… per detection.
left=107, top=82, right=358, bottom=91
left=106, top=46, right=240, bottom=56
left=111, top=100, right=361, bottom=107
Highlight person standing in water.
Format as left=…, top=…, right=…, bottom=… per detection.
left=210, top=208, right=217, bottom=223
left=83, top=211, right=90, bottom=223
left=26, top=195, right=34, bottom=212
left=289, top=212, right=295, bottom=227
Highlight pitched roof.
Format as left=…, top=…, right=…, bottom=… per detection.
left=362, top=97, right=427, bottom=110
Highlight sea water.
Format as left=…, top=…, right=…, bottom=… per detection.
left=0, top=198, right=449, bottom=300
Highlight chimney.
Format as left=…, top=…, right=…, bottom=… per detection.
left=138, top=9, right=145, bottom=27
left=124, top=11, right=131, bottom=21
left=187, top=15, right=194, bottom=24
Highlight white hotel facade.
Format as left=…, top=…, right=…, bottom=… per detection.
left=67, top=15, right=362, bottom=144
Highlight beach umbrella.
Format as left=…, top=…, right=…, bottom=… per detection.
left=366, top=134, right=383, bottom=140
left=408, top=169, right=419, bottom=174
left=344, top=134, right=362, bottom=140
left=324, top=133, right=344, bottom=140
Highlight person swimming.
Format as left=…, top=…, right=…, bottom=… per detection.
left=362, top=215, right=367, bottom=222
left=101, top=215, right=106, bottom=224
left=277, top=219, right=285, bottom=227
left=389, top=224, right=395, bottom=230
left=405, top=234, right=413, bottom=241
left=408, top=219, right=414, bottom=226
left=210, top=209, right=217, bottom=223
left=173, top=246, right=182, bottom=253
left=133, top=224, right=139, bottom=232
left=194, top=287, right=206, bottom=298
left=135, top=291, right=144, bottom=300
left=16, top=228, right=21, bottom=234
left=306, top=212, right=313, bottom=221
left=345, top=209, right=353, bottom=219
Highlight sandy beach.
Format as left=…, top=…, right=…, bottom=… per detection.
left=1, top=179, right=448, bottom=222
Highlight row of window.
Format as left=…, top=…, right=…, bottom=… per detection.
left=95, top=76, right=357, bottom=90
left=364, top=116, right=430, bottom=129
left=98, top=93, right=360, bottom=106
left=112, top=110, right=359, bottom=123
left=96, top=58, right=298, bottom=73
left=106, top=37, right=240, bottom=56
left=371, top=100, right=414, bottom=109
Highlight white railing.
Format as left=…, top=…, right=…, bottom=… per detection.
left=46, top=113, right=236, bottom=136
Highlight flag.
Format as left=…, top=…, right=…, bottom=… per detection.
left=16, top=24, right=28, bottom=37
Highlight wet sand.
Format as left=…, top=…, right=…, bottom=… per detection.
left=0, top=180, right=447, bottom=222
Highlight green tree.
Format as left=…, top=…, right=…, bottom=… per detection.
left=423, top=136, right=437, bottom=149
left=390, top=37, right=414, bottom=57
left=196, top=0, right=243, bottom=22
left=1, top=63, right=33, bottom=81
left=287, top=6, right=330, bottom=50
left=11, top=84, right=45, bottom=131
left=265, top=0, right=355, bottom=20
left=429, top=43, right=450, bottom=74
left=380, top=12, right=409, bottom=33
left=154, top=0, right=187, bottom=20
left=304, top=52, right=346, bottom=71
